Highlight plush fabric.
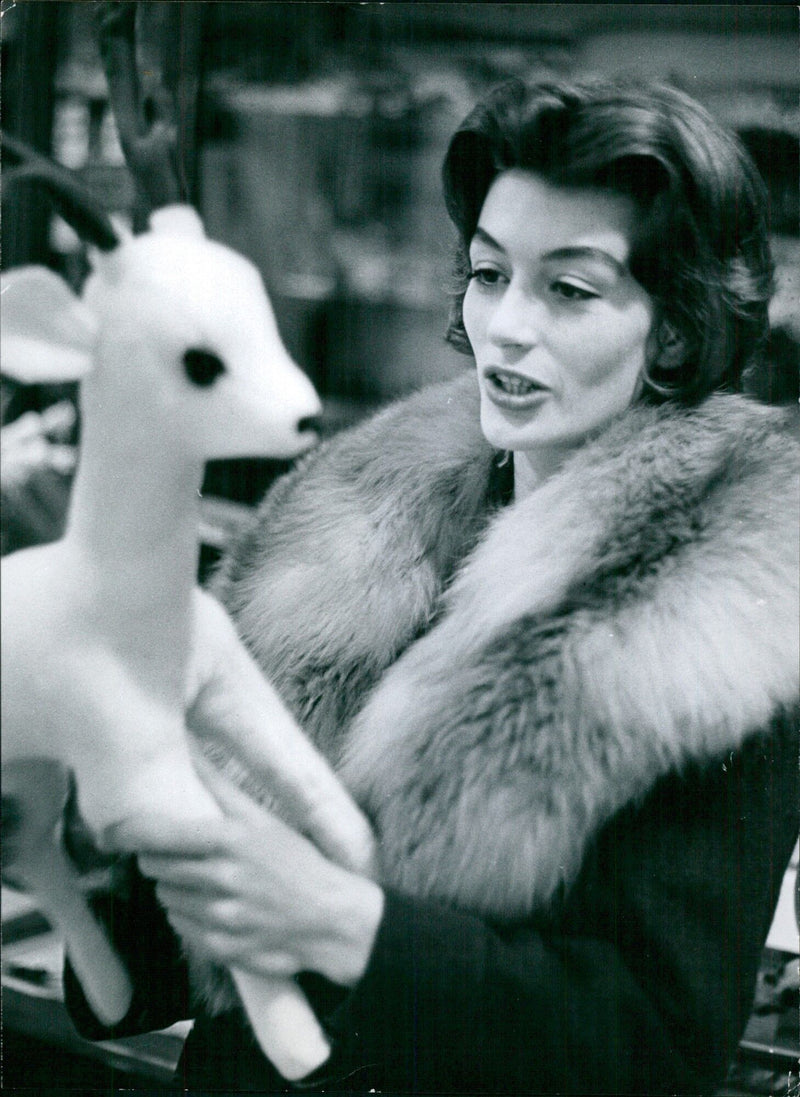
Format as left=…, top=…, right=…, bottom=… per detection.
left=216, top=372, right=799, bottom=920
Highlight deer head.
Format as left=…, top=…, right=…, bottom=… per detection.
left=1, top=2, right=321, bottom=462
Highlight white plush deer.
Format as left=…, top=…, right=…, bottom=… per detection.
left=0, top=116, right=373, bottom=1078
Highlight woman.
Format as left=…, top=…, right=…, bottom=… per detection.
left=66, top=79, right=799, bottom=1095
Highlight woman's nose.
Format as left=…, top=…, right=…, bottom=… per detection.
left=485, top=282, right=543, bottom=349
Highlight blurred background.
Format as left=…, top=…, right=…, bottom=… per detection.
left=2, top=4, right=797, bottom=545
left=1, top=6, right=798, bottom=1091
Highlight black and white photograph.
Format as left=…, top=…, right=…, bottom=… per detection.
left=1, top=4, right=798, bottom=1095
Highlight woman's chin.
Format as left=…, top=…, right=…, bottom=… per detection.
left=479, top=398, right=545, bottom=453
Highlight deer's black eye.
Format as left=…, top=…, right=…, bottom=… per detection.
left=183, top=348, right=226, bottom=387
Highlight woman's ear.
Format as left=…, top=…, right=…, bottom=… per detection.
left=652, top=321, right=687, bottom=371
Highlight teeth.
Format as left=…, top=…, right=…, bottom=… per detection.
left=491, top=372, right=537, bottom=395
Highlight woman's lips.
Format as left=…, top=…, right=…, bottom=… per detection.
left=484, top=367, right=548, bottom=410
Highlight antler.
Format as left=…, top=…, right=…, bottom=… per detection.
left=1, top=3, right=187, bottom=248
left=94, top=1, right=186, bottom=211
left=1, top=132, right=120, bottom=252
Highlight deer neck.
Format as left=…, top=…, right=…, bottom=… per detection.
left=66, top=375, right=204, bottom=623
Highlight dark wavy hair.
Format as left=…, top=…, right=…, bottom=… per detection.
left=442, top=79, right=773, bottom=403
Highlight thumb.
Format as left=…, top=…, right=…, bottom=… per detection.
left=101, top=812, right=225, bottom=857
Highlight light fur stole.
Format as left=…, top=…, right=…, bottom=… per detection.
left=217, top=374, right=799, bottom=922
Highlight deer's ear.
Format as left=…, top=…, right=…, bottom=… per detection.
left=0, top=266, right=97, bottom=383
left=148, top=205, right=206, bottom=239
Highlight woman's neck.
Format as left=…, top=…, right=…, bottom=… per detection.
left=512, top=445, right=573, bottom=499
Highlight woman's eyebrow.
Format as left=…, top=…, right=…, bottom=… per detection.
left=470, top=233, right=629, bottom=277
left=541, top=247, right=628, bottom=276
left=470, top=226, right=504, bottom=251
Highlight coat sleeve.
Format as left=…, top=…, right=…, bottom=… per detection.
left=304, top=713, right=798, bottom=1095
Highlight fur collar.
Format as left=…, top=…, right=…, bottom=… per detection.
left=217, top=373, right=799, bottom=920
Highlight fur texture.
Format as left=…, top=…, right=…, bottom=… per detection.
left=216, top=372, right=799, bottom=923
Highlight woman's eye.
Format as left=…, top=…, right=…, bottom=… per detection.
left=469, top=267, right=506, bottom=288
left=550, top=280, right=597, bottom=302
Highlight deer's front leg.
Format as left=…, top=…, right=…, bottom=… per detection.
left=98, top=589, right=381, bottom=1080
left=185, top=589, right=376, bottom=876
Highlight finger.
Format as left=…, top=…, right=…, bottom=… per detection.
left=1, top=410, right=44, bottom=447
left=189, top=752, right=347, bottom=868
left=176, top=759, right=348, bottom=900
left=190, top=750, right=286, bottom=824
left=138, top=854, right=232, bottom=893
left=40, top=400, right=77, bottom=439
left=153, top=887, right=271, bottom=946
left=187, top=756, right=324, bottom=864
left=161, top=909, right=237, bottom=959
left=101, top=813, right=227, bottom=856
left=154, top=882, right=237, bottom=920
left=164, top=909, right=297, bottom=977
left=47, top=444, right=78, bottom=473
left=7, top=437, right=50, bottom=470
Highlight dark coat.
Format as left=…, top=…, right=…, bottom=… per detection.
left=67, top=374, right=799, bottom=1095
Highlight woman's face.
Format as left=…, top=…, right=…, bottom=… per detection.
left=462, top=170, right=655, bottom=478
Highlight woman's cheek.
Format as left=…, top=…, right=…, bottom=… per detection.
left=461, top=284, right=483, bottom=352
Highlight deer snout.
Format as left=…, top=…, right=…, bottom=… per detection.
left=258, top=356, right=323, bottom=456
left=202, top=350, right=322, bottom=461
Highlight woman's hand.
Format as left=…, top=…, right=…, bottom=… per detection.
left=1, top=401, right=76, bottom=553
left=110, top=758, right=385, bottom=989
left=1, top=401, right=77, bottom=486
